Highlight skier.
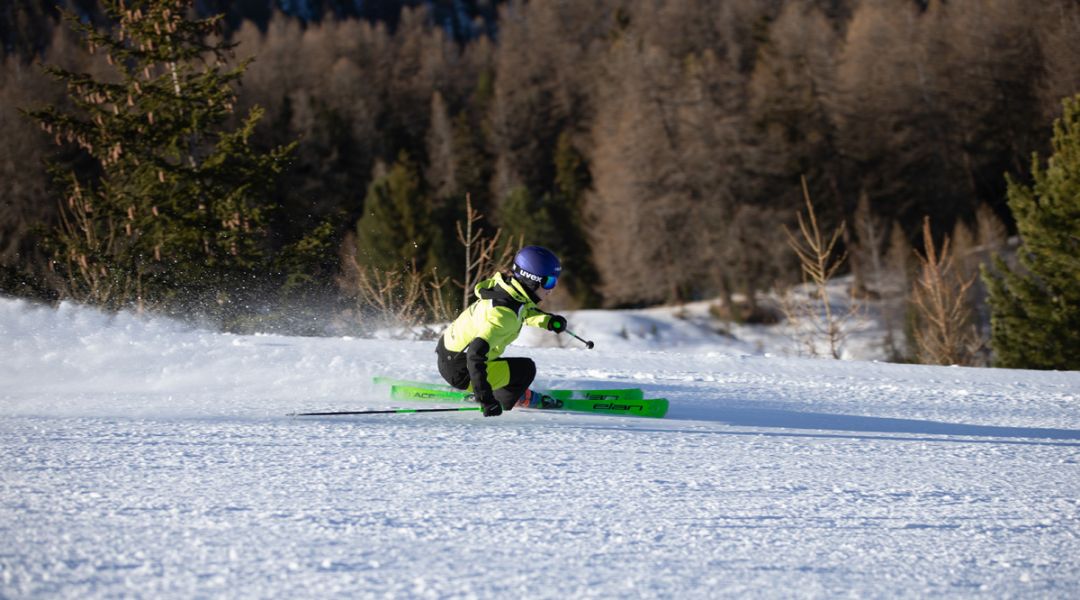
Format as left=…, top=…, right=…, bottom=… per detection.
left=436, top=245, right=568, bottom=416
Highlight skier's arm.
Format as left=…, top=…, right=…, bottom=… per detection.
left=522, top=308, right=552, bottom=329
left=464, top=337, right=493, bottom=396
left=523, top=308, right=566, bottom=333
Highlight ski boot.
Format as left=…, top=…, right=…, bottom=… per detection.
left=515, top=389, right=564, bottom=410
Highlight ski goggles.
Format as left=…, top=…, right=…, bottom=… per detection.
left=540, top=274, right=559, bottom=290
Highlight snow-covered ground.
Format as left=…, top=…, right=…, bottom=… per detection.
left=2, top=296, right=1079, bottom=598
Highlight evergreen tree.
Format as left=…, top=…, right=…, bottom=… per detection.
left=497, top=185, right=557, bottom=259
left=24, top=0, right=294, bottom=314
left=354, top=151, right=435, bottom=272
left=550, top=131, right=599, bottom=305
left=452, top=106, right=494, bottom=216
left=983, top=94, right=1080, bottom=370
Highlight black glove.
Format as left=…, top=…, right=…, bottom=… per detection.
left=546, top=314, right=567, bottom=333
left=474, top=388, right=502, bottom=417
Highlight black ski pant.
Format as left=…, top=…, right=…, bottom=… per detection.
left=436, top=337, right=536, bottom=410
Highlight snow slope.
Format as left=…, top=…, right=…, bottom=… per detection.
left=2, top=297, right=1079, bottom=598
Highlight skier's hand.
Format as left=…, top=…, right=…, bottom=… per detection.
left=546, top=314, right=567, bottom=333
left=475, top=389, right=502, bottom=417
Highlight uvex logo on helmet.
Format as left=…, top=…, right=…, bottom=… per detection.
left=515, top=270, right=545, bottom=284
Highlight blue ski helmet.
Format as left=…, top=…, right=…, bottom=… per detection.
left=512, top=246, right=561, bottom=290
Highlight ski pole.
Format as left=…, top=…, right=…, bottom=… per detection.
left=566, top=329, right=595, bottom=350
left=538, top=309, right=595, bottom=349
left=290, top=406, right=481, bottom=416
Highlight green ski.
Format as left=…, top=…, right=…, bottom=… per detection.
left=373, top=376, right=645, bottom=401
left=389, top=384, right=669, bottom=419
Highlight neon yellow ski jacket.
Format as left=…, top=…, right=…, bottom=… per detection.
left=442, top=272, right=553, bottom=358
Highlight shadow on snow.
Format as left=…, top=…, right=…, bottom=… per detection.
left=668, top=405, right=1080, bottom=446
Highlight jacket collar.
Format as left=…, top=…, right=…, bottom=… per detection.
left=476, top=272, right=538, bottom=308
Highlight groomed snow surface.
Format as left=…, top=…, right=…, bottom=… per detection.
left=2, top=297, right=1079, bottom=598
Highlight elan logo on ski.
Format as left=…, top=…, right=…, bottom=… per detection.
left=591, top=403, right=642, bottom=412
left=583, top=393, right=622, bottom=401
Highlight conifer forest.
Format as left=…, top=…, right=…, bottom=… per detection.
left=1, top=0, right=1078, bottom=369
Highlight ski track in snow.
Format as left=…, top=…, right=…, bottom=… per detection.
left=2, top=298, right=1079, bottom=598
